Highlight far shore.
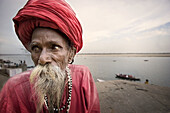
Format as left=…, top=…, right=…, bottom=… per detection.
left=77, top=53, right=170, bottom=57
left=1, top=53, right=170, bottom=57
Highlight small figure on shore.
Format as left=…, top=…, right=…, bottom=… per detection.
left=18, top=60, right=27, bottom=72
left=145, top=79, right=149, bottom=84
left=14, top=63, right=18, bottom=67
left=22, top=60, right=27, bottom=72
left=18, top=60, right=23, bottom=67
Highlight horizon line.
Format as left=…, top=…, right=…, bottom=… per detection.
left=1, top=52, right=170, bottom=55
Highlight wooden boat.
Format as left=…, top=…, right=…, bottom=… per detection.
left=115, top=74, right=140, bottom=81
left=144, top=60, right=149, bottom=62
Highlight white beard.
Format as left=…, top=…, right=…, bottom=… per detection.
left=30, top=64, right=69, bottom=113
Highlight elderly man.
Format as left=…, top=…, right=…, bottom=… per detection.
left=0, top=0, right=100, bottom=113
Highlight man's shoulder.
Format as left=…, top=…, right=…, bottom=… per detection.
left=69, top=64, right=90, bottom=73
left=4, top=70, right=32, bottom=89
left=69, top=64, right=92, bottom=81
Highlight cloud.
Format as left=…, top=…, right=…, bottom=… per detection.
left=68, top=0, right=170, bottom=53
left=82, top=21, right=170, bottom=53
left=135, top=22, right=170, bottom=40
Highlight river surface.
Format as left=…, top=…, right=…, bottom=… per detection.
left=0, top=54, right=170, bottom=87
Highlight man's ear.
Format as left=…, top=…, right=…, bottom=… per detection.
left=69, top=47, right=76, bottom=64
left=26, top=42, right=32, bottom=52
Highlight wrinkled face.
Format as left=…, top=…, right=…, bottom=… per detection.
left=30, top=28, right=71, bottom=70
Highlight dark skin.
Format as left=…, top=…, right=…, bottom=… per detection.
left=29, top=28, right=75, bottom=70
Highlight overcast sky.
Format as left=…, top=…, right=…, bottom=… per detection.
left=0, top=0, right=170, bottom=54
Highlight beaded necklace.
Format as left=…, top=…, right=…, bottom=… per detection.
left=44, top=71, right=72, bottom=113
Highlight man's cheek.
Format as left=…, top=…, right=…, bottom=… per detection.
left=32, top=55, right=39, bottom=65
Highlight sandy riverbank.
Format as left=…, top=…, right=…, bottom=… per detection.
left=96, top=80, right=170, bottom=113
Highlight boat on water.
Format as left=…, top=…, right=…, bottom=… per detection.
left=144, top=60, right=149, bottom=62
left=115, top=74, right=140, bottom=81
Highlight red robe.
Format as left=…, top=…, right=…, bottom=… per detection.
left=0, top=65, right=100, bottom=113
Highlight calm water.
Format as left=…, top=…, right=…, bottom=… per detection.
left=0, top=54, right=170, bottom=87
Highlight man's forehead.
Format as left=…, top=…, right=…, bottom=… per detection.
left=32, top=28, right=64, bottom=39
left=30, top=28, right=69, bottom=47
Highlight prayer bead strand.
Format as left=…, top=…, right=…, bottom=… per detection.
left=44, top=69, right=72, bottom=113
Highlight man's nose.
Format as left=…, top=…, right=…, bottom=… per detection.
left=38, top=49, right=51, bottom=65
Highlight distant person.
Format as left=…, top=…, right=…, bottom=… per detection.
left=20, top=60, right=23, bottom=64
left=22, top=60, right=27, bottom=72
left=145, top=79, right=149, bottom=84
left=0, top=0, right=100, bottom=113
left=18, top=60, right=23, bottom=67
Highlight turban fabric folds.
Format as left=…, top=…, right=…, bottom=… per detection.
left=13, top=0, right=83, bottom=52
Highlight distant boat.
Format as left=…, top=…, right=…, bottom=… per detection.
left=27, top=66, right=34, bottom=68
left=113, top=60, right=117, bottom=62
left=115, top=74, right=140, bottom=81
left=144, top=60, right=149, bottom=62
left=97, top=78, right=105, bottom=82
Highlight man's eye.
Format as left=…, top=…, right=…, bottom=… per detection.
left=52, top=44, right=61, bottom=50
left=31, top=46, right=41, bottom=53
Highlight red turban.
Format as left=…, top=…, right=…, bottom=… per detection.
left=13, top=0, right=83, bottom=53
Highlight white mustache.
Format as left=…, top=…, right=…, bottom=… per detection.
left=30, top=64, right=65, bottom=83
